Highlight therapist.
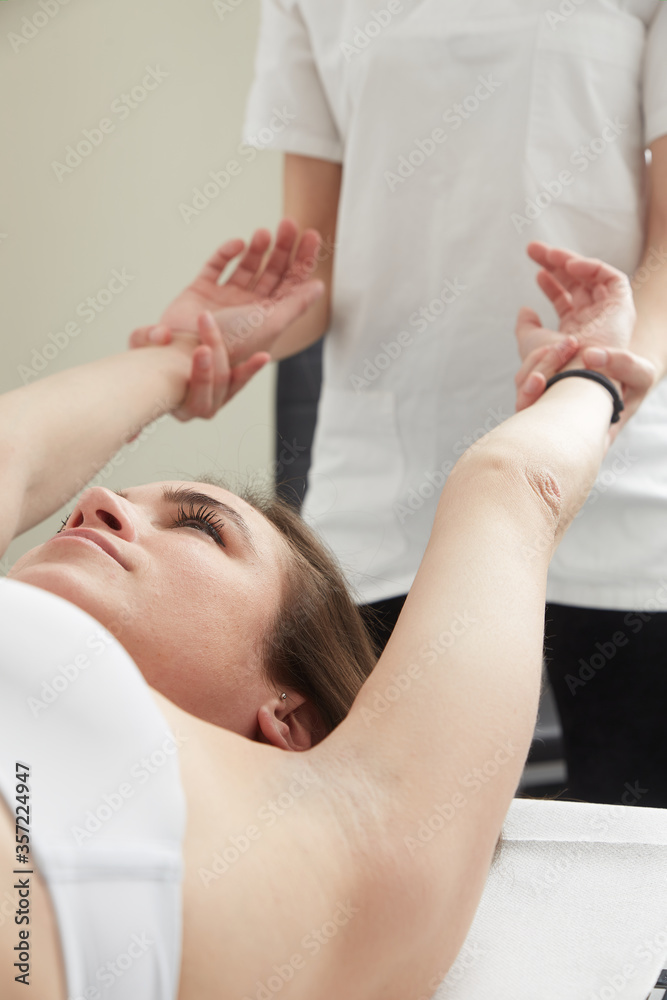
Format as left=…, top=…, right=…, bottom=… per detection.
left=178, top=2, right=667, bottom=808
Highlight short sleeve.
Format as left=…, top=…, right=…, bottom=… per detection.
left=243, top=0, right=344, bottom=162
left=644, top=4, right=667, bottom=146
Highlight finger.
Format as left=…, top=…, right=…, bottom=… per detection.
left=252, top=219, right=300, bottom=298
left=257, top=278, right=325, bottom=334
left=516, top=371, right=548, bottom=412
left=176, top=346, right=215, bottom=420
left=582, top=347, right=657, bottom=396
left=285, top=229, right=324, bottom=284
left=515, top=305, right=544, bottom=342
left=197, top=311, right=231, bottom=412
left=226, top=352, right=271, bottom=403
left=564, top=255, right=628, bottom=288
left=195, top=239, right=246, bottom=285
left=536, top=270, right=574, bottom=318
left=531, top=242, right=630, bottom=298
left=515, top=339, right=580, bottom=409
left=514, top=344, right=552, bottom=389
left=129, top=324, right=172, bottom=348
left=527, top=242, right=582, bottom=294
left=227, top=229, right=273, bottom=290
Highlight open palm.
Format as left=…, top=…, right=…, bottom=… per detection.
left=514, top=243, right=654, bottom=427
left=159, top=219, right=324, bottom=364
left=516, top=242, right=636, bottom=361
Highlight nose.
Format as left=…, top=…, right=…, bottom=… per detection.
left=67, top=487, right=137, bottom=542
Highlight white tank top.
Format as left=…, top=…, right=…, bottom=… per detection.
left=0, top=578, right=186, bottom=999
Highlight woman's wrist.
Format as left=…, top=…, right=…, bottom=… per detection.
left=130, top=337, right=198, bottom=415
left=559, top=349, right=623, bottom=393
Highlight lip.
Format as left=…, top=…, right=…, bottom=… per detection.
left=51, top=528, right=129, bottom=571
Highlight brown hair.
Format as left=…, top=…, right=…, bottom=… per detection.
left=201, top=478, right=378, bottom=740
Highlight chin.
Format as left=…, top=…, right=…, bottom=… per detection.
left=9, top=560, right=118, bottom=631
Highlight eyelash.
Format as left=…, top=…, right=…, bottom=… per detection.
left=57, top=504, right=227, bottom=548
left=170, top=502, right=227, bottom=548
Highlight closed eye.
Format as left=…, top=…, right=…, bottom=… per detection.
left=170, top=502, right=226, bottom=548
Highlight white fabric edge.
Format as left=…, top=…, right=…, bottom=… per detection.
left=241, top=126, right=344, bottom=163
left=504, top=798, right=667, bottom=845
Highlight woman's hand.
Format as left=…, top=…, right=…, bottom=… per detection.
left=515, top=243, right=656, bottom=427
left=132, top=314, right=270, bottom=422
left=132, top=219, right=325, bottom=366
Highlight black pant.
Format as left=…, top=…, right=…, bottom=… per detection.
left=545, top=603, right=667, bottom=807
left=361, top=596, right=667, bottom=807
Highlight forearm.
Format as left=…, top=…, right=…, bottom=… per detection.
left=269, top=153, right=341, bottom=360
left=1, top=345, right=190, bottom=544
left=629, top=135, right=667, bottom=381
left=331, top=376, right=613, bottom=857
left=630, top=232, right=667, bottom=381
left=269, top=284, right=332, bottom=360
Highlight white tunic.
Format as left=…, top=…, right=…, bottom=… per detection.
left=0, top=579, right=185, bottom=999
left=244, top=0, right=667, bottom=609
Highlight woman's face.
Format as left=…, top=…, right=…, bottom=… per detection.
left=8, top=482, right=287, bottom=734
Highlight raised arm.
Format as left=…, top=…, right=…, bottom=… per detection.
left=0, top=324, right=266, bottom=561
left=175, top=250, right=634, bottom=1000
left=299, top=252, right=634, bottom=993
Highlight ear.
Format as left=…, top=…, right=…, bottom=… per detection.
left=256, top=694, right=324, bottom=751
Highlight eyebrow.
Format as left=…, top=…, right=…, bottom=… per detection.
left=115, top=487, right=257, bottom=553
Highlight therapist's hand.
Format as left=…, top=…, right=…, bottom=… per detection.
left=132, top=219, right=325, bottom=365
left=514, top=243, right=655, bottom=426
left=133, top=314, right=270, bottom=422
left=517, top=243, right=636, bottom=360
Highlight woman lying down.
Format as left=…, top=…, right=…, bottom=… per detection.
left=0, top=231, right=662, bottom=1000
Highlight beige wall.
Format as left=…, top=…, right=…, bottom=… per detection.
left=0, top=0, right=280, bottom=572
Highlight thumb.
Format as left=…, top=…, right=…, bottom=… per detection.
left=582, top=347, right=657, bottom=394
left=515, top=306, right=543, bottom=338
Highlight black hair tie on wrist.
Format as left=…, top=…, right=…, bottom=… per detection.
left=544, top=369, right=625, bottom=424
